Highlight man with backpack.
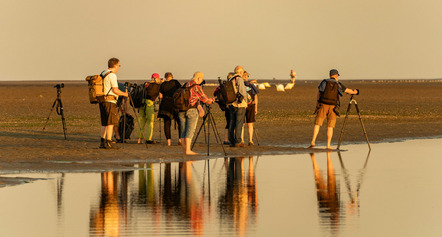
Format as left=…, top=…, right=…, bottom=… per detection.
left=308, top=69, right=359, bottom=149
left=99, top=58, right=128, bottom=149
left=228, top=66, right=248, bottom=147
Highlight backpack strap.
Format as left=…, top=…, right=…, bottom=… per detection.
left=100, top=71, right=113, bottom=96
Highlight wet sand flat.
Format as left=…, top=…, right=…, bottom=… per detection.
left=0, top=80, right=441, bottom=171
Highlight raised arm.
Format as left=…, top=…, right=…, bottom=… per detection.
left=344, top=88, right=359, bottom=95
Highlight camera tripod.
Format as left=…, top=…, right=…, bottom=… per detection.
left=337, top=95, right=371, bottom=150
left=119, top=84, right=148, bottom=149
left=43, top=84, right=67, bottom=140
left=191, top=104, right=227, bottom=156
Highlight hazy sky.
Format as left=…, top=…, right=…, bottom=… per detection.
left=1, top=0, right=441, bottom=81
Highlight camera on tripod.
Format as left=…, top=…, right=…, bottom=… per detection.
left=54, top=83, right=64, bottom=89
left=124, top=82, right=132, bottom=87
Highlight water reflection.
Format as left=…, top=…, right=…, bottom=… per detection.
left=218, top=157, right=258, bottom=235
left=310, top=151, right=371, bottom=235
left=3, top=139, right=442, bottom=236
left=90, top=172, right=131, bottom=237
left=87, top=157, right=258, bottom=236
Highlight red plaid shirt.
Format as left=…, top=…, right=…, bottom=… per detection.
left=187, top=81, right=213, bottom=106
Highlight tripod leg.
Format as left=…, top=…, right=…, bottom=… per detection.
left=354, top=103, right=371, bottom=150
left=122, top=99, right=127, bottom=148
left=43, top=99, right=58, bottom=130
left=191, top=113, right=209, bottom=150
left=159, top=117, right=162, bottom=143
left=208, top=113, right=227, bottom=156
left=207, top=116, right=210, bottom=156
left=57, top=99, right=68, bottom=140
left=337, top=103, right=353, bottom=150
left=127, top=94, right=148, bottom=149
left=208, top=114, right=221, bottom=144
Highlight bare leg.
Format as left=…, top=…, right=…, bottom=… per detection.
left=310, top=125, right=320, bottom=147
left=248, top=123, right=254, bottom=143
left=241, top=124, right=245, bottom=143
left=182, top=138, right=198, bottom=155
left=105, top=125, right=114, bottom=141
left=224, top=129, right=229, bottom=143
left=326, top=127, right=333, bottom=149
left=100, top=126, right=106, bottom=138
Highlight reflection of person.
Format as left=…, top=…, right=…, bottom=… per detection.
left=228, top=66, right=248, bottom=147
left=138, top=73, right=162, bottom=144
left=308, top=69, right=359, bottom=149
left=310, top=151, right=340, bottom=229
left=178, top=161, right=204, bottom=234
left=178, top=72, right=214, bottom=155
left=241, top=71, right=259, bottom=146
left=99, top=58, right=128, bottom=149
left=218, top=157, right=258, bottom=235
left=90, top=171, right=130, bottom=236
left=158, top=72, right=182, bottom=146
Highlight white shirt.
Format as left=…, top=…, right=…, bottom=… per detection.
left=102, top=70, right=118, bottom=103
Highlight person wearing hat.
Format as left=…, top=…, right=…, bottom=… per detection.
left=178, top=71, right=215, bottom=155
left=228, top=65, right=248, bottom=147
left=308, top=69, right=359, bottom=149
left=138, top=73, right=162, bottom=144
left=241, top=71, right=259, bottom=146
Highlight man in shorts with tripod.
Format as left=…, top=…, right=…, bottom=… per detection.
left=308, top=69, right=359, bottom=149
left=99, top=58, right=128, bottom=149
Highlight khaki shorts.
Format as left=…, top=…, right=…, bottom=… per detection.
left=315, top=104, right=337, bottom=128
left=99, top=102, right=119, bottom=126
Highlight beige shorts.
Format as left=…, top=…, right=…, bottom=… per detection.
left=315, top=104, right=337, bottom=128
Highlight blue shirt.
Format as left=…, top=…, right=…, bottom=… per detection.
left=318, top=78, right=346, bottom=96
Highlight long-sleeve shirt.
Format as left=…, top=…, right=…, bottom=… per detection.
left=187, top=80, right=213, bottom=107
left=230, top=75, right=248, bottom=108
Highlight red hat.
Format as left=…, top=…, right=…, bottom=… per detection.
left=151, top=73, right=160, bottom=79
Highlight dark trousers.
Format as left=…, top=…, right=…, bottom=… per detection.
left=228, top=105, right=246, bottom=145
left=163, top=117, right=181, bottom=140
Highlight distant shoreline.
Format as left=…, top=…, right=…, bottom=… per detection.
left=1, top=78, right=441, bottom=85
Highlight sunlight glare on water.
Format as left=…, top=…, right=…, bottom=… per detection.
left=0, top=138, right=442, bottom=236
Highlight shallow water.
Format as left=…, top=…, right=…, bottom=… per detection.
left=1, top=138, right=442, bottom=237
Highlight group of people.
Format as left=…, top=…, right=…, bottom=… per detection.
left=97, top=57, right=359, bottom=154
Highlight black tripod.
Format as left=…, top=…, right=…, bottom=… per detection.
left=191, top=104, right=227, bottom=156
left=43, top=83, right=67, bottom=140
left=337, top=95, right=371, bottom=150
left=120, top=84, right=148, bottom=149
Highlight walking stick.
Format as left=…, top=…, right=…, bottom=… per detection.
left=159, top=116, right=162, bottom=143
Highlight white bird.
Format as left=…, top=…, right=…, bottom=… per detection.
left=276, top=84, right=285, bottom=92
left=285, top=83, right=294, bottom=89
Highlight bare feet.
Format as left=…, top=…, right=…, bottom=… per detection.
left=326, top=147, right=333, bottom=150
left=307, top=144, right=315, bottom=148
left=184, top=151, right=198, bottom=155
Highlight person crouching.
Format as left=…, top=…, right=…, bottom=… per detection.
left=178, top=72, right=214, bottom=155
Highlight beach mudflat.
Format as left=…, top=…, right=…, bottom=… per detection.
left=0, top=80, right=441, bottom=171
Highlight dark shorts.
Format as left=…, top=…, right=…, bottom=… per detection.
left=245, top=104, right=256, bottom=123
left=99, top=102, right=119, bottom=126
left=314, top=104, right=336, bottom=128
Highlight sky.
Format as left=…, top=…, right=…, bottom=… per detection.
left=1, top=0, right=442, bottom=81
